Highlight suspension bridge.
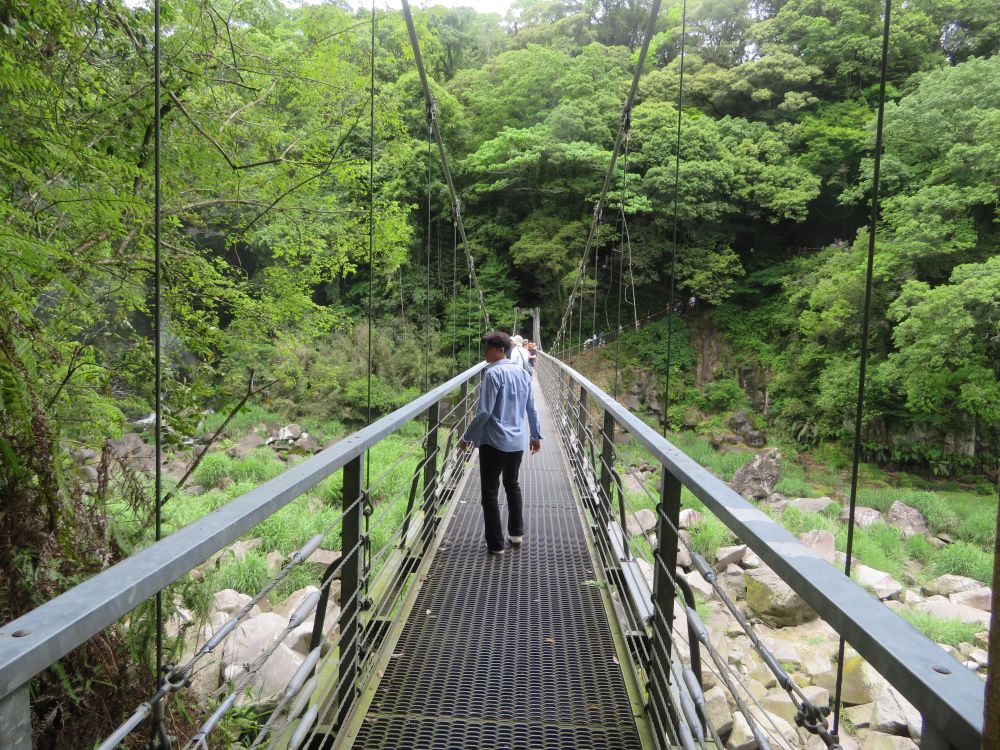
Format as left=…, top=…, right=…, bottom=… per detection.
left=0, top=0, right=992, bottom=747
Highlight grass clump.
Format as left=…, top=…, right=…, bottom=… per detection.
left=897, top=609, right=982, bottom=649
left=851, top=523, right=906, bottom=581
left=930, top=541, right=993, bottom=584
left=957, top=507, right=997, bottom=548
left=230, top=449, right=285, bottom=485
left=774, top=459, right=814, bottom=497
left=192, top=452, right=236, bottom=489
left=688, top=515, right=735, bottom=559
left=210, top=551, right=271, bottom=596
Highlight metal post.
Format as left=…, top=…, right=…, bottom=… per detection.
left=576, top=386, right=588, bottom=457
left=0, top=685, right=30, bottom=750
left=652, top=466, right=681, bottom=659
left=337, top=454, right=365, bottom=728
left=599, top=409, right=615, bottom=507
left=421, top=401, right=441, bottom=547
left=458, top=380, right=469, bottom=436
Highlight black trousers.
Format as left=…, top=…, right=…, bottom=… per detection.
left=478, top=443, right=524, bottom=551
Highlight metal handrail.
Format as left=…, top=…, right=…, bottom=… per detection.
left=0, top=362, right=486, bottom=702
left=538, top=351, right=984, bottom=750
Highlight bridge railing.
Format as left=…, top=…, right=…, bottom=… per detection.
left=0, top=363, right=485, bottom=749
left=537, top=351, right=983, bottom=750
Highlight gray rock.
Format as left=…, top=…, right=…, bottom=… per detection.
left=885, top=502, right=930, bottom=539
left=229, top=433, right=264, bottom=460
left=704, top=685, right=733, bottom=737
left=948, top=586, right=992, bottom=611
left=870, top=684, right=922, bottom=738
left=277, top=423, right=302, bottom=441
left=744, top=567, right=818, bottom=627
left=854, top=564, right=903, bottom=600
left=842, top=507, right=883, bottom=528
left=921, top=574, right=983, bottom=597
left=814, top=651, right=886, bottom=705
left=72, top=447, right=98, bottom=464
left=716, top=544, right=749, bottom=569
left=731, top=448, right=781, bottom=500
left=678, top=508, right=703, bottom=529
left=800, top=530, right=836, bottom=564
left=725, top=713, right=757, bottom=750
left=915, top=596, right=991, bottom=626
left=626, top=508, right=658, bottom=537
left=213, top=589, right=252, bottom=616
left=221, top=612, right=288, bottom=667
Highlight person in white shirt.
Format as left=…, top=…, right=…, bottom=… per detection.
left=509, top=334, right=532, bottom=375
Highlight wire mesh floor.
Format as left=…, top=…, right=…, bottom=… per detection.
left=344, top=386, right=643, bottom=750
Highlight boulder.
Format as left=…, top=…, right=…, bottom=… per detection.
left=870, top=685, right=921, bottom=738
left=915, top=596, right=991, bottom=626
left=725, top=713, right=757, bottom=750
left=853, top=564, right=903, bottom=600
left=949, top=586, right=992, bottom=612
left=745, top=568, right=818, bottom=627
left=237, top=643, right=304, bottom=707
left=922, top=574, right=982, bottom=597
left=221, top=612, right=288, bottom=667
left=213, top=589, right=253, bottom=617
left=226, top=538, right=263, bottom=562
left=885, top=502, right=930, bottom=539
left=679, top=508, right=703, bottom=529
left=844, top=702, right=873, bottom=729
left=675, top=542, right=692, bottom=569
left=799, top=648, right=833, bottom=681
left=229, top=433, right=264, bottom=460
left=731, top=449, right=781, bottom=500
left=626, top=508, right=658, bottom=537
left=704, top=685, right=733, bottom=737
left=799, top=530, right=836, bottom=564
left=814, top=653, right=886, bottom=705
left=277, top=424, right=302, bottom=441
left=684, top=569, right=715, bottom=599
left=290, top=433, right=321, bottom=455
left=842, top=507, right=883, bottom=528
left=716, top=544, right=749, bottom=569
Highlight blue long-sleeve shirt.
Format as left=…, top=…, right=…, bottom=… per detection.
left=463, top=358, right=542, bottom=452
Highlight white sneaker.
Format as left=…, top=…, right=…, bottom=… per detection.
left=509, top=535, right=523, bottom=545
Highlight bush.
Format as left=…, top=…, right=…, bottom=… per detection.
left=701, top=377, right=745, bottom=412
left=930, top=542, right=993, bottom=584
left=192, top=452, right=235, bottom=489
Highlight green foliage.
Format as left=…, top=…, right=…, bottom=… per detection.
left=210, top=552, right=271, bottom=597
left=701, top=378, right=746, bottom=412
left=956, top=507, right=997, bottom=548
left=619, top=317, right=696, bottom=372
left=192, top=454, right=236, bottom=491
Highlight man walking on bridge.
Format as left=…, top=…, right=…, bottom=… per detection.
left=460, top=332, right=542, bottom=555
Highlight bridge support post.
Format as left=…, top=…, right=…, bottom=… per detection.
left=646, top=467, right=682, bottom=748
left=421, top=401, right=441, bottom=552
left=598, top=409, right=615, bottom=510
left=576, top=387, right=588, bottom=458
left=458, top=380, right=469, bottom=436
left=0, top=684, right=30, bottom=750
left=337, top=453, right=365, bottom=728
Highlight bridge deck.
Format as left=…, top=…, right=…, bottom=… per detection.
left=344, top=386, right=644, bottom=750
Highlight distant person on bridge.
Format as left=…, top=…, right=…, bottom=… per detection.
left=459, top=332, right=542, bottom=555
left=509, top=334, right=532, bottom=375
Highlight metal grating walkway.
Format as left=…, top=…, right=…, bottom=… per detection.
left=347, top=386, right=644, bottom=750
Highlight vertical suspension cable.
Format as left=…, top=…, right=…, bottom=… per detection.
left=425, top=109, right=432, bottom=390
left=662, top=0, right=687, bottom=436
left=153, top=0, right=163, bottom=684
left=592, top=225, right=600, bottom=338
left=613, top=218, right=625, bottom=399
left=833, top=0, right=893, bottom=737
left=366, top=0, right=376, bottom=486
left=151, top=0, right=166, bottom=743
left=451, top=218, right=457, bottom=368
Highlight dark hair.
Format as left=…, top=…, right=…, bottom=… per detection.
left=481, top=331, right=512, bottom=354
